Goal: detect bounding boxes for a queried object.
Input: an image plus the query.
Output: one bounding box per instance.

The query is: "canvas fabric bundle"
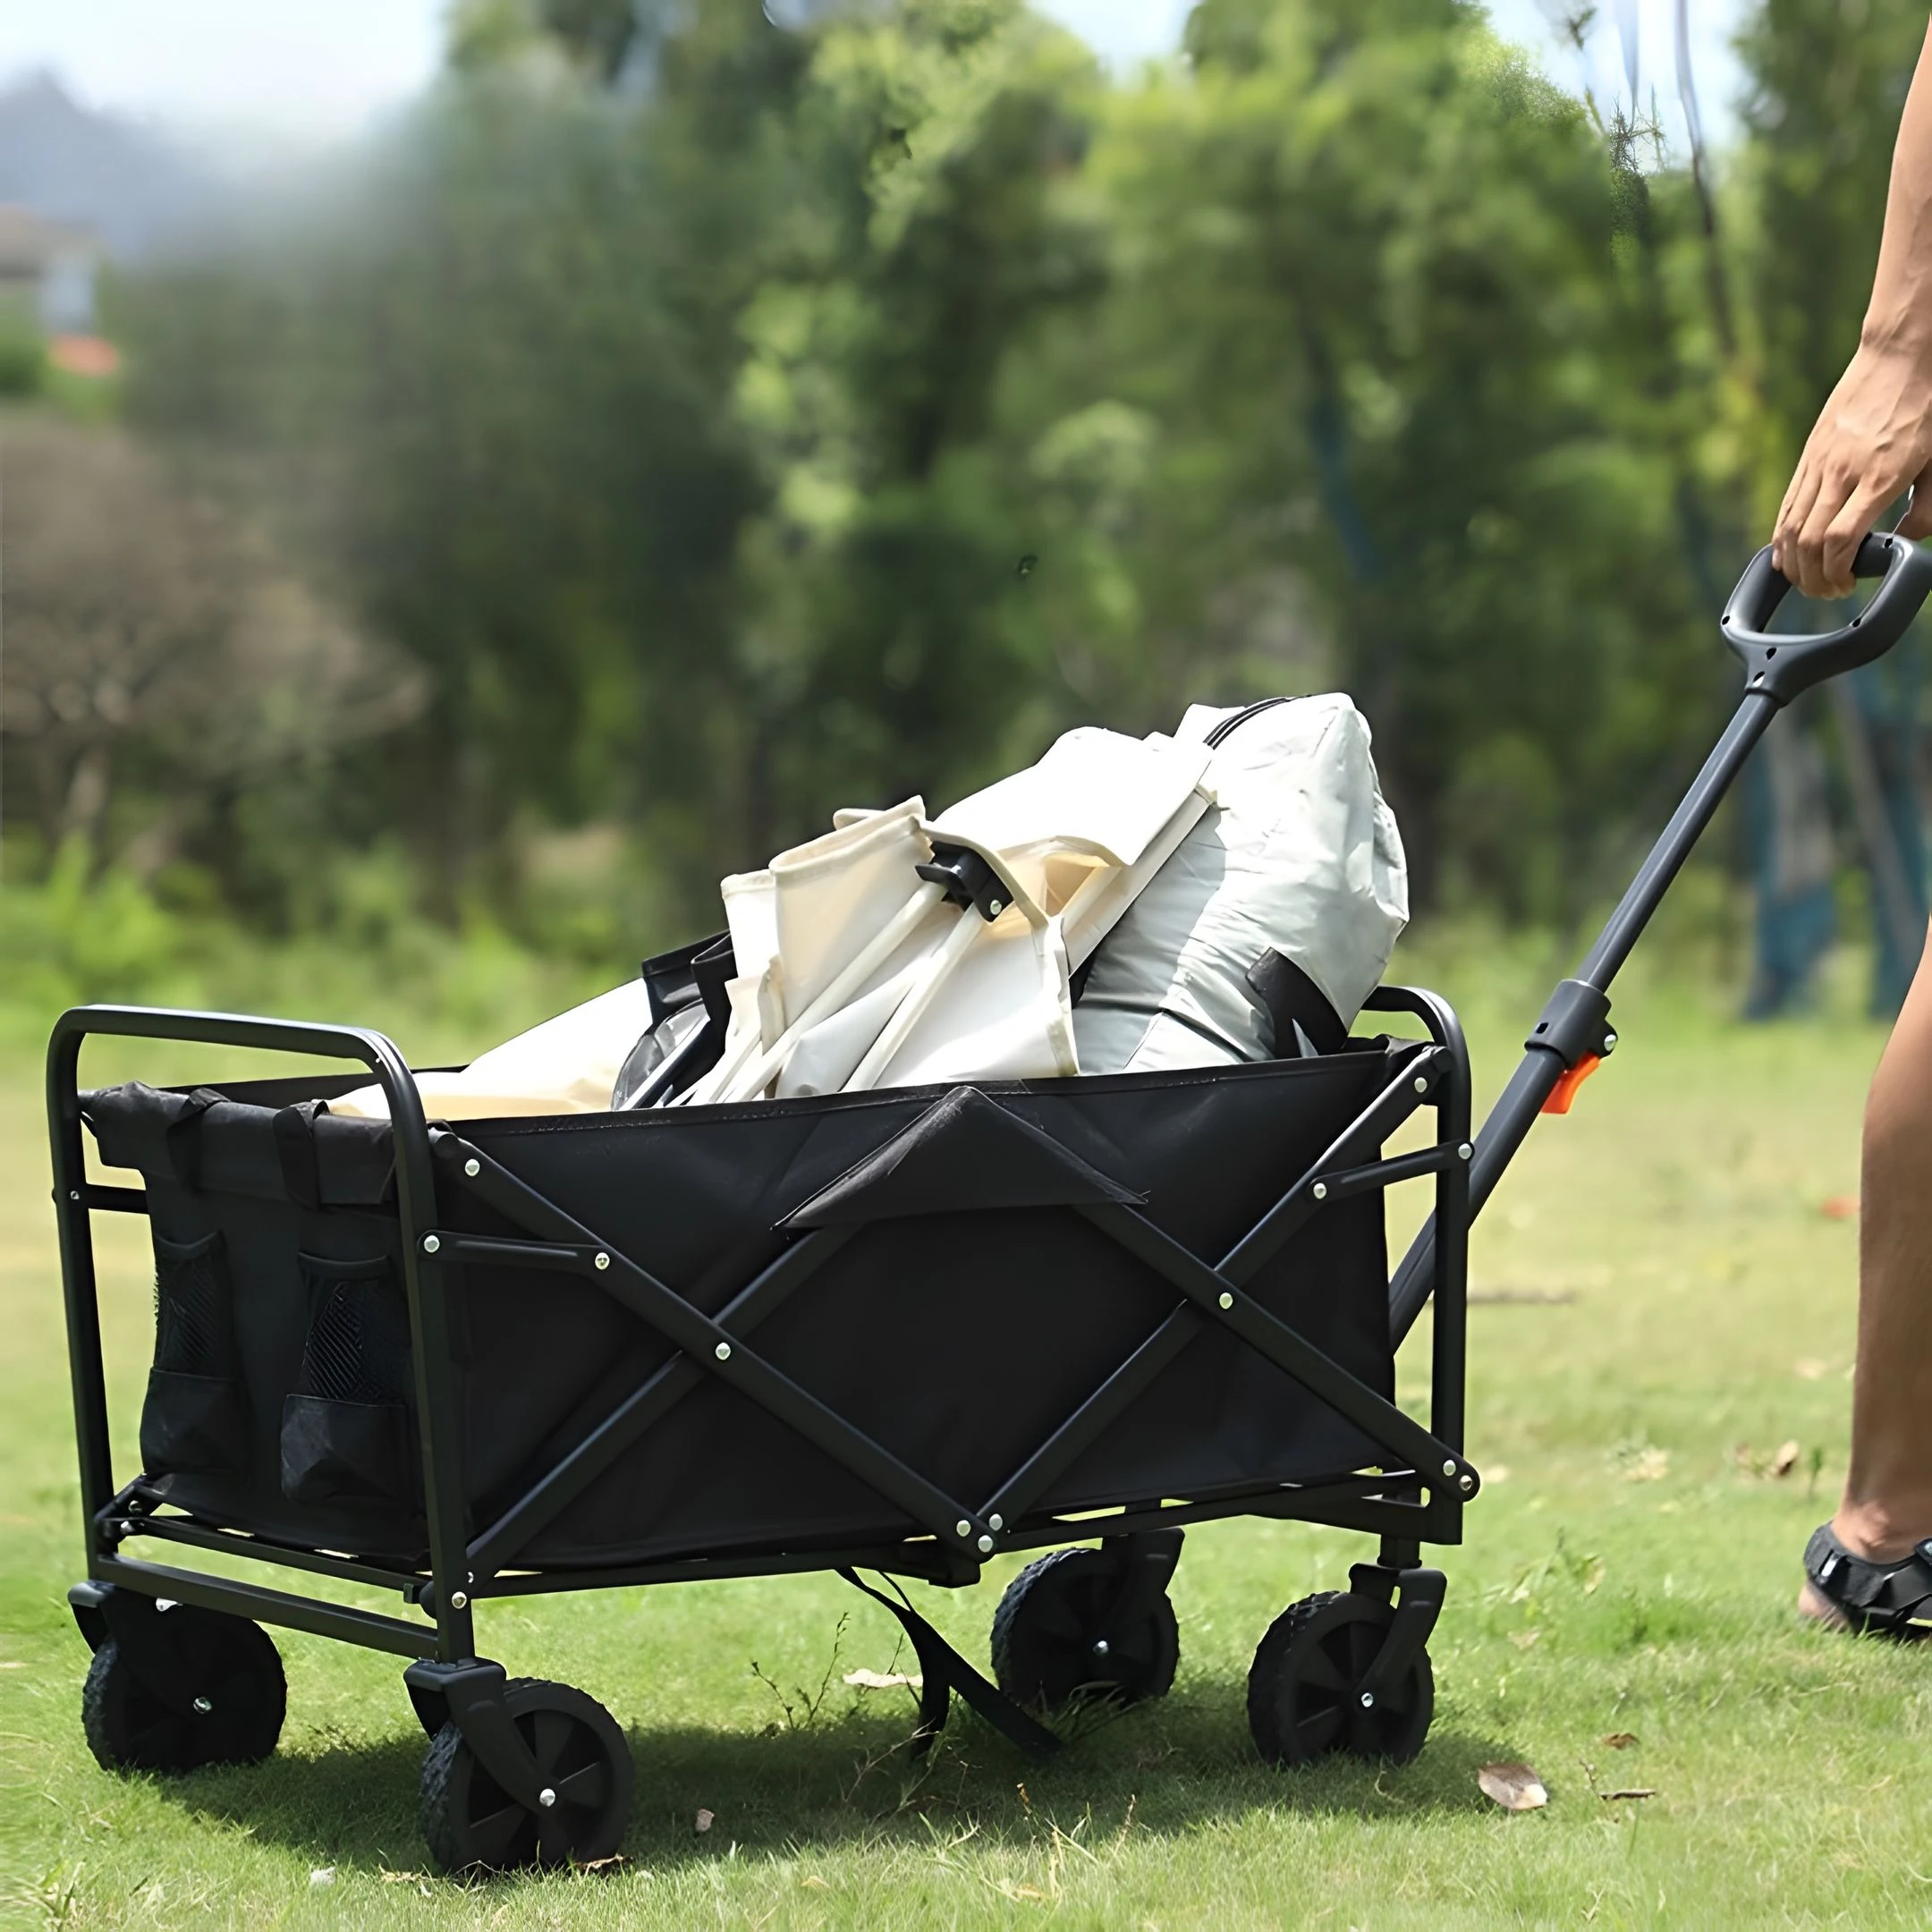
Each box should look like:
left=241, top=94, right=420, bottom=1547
left=681, top=725, right=1214, bottom=1105
left=329, top=695, right=1406, bottom=1121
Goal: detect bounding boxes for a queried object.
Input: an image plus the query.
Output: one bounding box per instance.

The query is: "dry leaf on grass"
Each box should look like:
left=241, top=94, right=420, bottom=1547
left=694, top=1808, right=715, bottom=1835
left=1794, top=1358, right=1827, bottom=1380
left=1603, top=1732, right=1638, bottom=1750
left=1622, top=1447, right=1669, bottom=1483
left=1602, top=1788, right=1657, bottom=1801
left=799, top=1875, right=830, bottom=1890
left=308, top=1869, right=335, bottom=1888
left=997, top=1884, right=1046, bottom=1901
left=1773, top=1439, right=1801, bottom=1478
left=1507, top=1628, right=1541, bottom=1651
left=1478, top=1762, right=1548, bottom=1811
left=844, top=1668, right=922, bottom=1690
left=1821, top=1196, right=1858, bottom=1221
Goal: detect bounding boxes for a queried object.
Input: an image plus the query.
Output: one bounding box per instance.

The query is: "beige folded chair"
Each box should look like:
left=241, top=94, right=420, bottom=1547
left=681, top=727, right=1212, bottom=1106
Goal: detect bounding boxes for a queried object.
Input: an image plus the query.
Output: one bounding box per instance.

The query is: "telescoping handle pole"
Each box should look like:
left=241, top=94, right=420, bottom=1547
left=1388, top=532, right=1932, bottom=1344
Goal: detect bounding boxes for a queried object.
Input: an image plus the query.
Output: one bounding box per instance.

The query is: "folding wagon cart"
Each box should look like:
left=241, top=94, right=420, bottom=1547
left=46, top=540, right=1932, bottom=1874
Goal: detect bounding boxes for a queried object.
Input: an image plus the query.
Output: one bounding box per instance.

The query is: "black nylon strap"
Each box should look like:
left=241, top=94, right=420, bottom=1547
left=273, top=1100, right=330, bottom=1212
left=1246, top=950, right=1348, bottom=1057
left=838, top=1570, right=1060, bottom=1761
left=164, top=1088, right=224, bottom=1189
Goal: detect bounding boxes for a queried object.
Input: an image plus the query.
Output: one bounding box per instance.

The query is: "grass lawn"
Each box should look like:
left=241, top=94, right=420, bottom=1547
left=4, top=945, right=1930, bottom=1928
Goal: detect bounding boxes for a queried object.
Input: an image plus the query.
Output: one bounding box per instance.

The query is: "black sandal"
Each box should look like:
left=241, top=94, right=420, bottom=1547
left=1803, top=1524, right=1932, bottom=1638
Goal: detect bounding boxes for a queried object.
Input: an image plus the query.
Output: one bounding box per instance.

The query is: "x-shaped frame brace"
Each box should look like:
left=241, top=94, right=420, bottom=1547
left=421, top=1036, right=1477, bottom=1602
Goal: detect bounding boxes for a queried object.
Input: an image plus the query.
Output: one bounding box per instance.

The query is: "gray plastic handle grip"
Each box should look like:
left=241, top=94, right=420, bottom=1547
left=1721, top=533, right=1932, bottom=706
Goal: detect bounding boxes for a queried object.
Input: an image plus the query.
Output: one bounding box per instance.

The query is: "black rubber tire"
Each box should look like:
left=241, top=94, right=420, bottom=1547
left=990, top=1547, right=1179, bottom=1711
left=80, top=1608, right=286, bottom=1775
left=419, top=1677, right=632, bottom=1876
left=1247, top=1589, right=1433, bottom=1768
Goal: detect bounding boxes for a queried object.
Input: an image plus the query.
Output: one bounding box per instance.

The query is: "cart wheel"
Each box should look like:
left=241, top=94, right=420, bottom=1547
left=81, top=1606, right=286, bottom=1775
left=1247, top=1589, right=1433, bottom=1767
left=419, top=1677, right=632, bottom=1876
left=990, top=1547, right=1180, bottom=1711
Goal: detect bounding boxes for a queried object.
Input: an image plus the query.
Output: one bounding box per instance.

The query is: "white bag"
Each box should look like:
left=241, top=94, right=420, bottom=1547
left=1072, top=695, right=1408, bottom=1073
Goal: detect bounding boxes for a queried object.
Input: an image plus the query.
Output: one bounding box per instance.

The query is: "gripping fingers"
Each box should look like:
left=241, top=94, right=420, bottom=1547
left=1818, top=481, right=1896, bottom=595
left=1790, top=472, right=1859, bottom=597
left=1773, top=453, right=1826, bottom=581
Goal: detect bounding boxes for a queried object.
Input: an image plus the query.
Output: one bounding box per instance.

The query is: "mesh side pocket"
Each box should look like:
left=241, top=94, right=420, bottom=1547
left=140, top=1231, right=250, bottom=1475
left=281, top=1253, right=417, bottom=1508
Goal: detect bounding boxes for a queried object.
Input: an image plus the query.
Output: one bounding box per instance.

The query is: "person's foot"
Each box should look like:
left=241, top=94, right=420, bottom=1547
left=1792, top=1514, right=1932, bottom=1638
left=1797, top=1575, right=1851, bottom=1627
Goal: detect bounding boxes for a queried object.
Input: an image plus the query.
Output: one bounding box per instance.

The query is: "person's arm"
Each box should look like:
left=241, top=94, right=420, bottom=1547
left=1774, top=18, right=1932, bottom=597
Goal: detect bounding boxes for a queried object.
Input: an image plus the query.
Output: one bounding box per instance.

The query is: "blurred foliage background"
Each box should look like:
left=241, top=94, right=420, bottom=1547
left=1, top=0, right=1922, bottom=1023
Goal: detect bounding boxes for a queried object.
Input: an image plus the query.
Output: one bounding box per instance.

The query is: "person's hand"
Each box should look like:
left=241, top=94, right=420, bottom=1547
left=1773, top=337, right=1932, bottom=597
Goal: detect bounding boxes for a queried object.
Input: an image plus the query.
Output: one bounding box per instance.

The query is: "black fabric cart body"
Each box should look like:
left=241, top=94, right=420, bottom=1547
left=47, top=536, right=1932, bottom=1873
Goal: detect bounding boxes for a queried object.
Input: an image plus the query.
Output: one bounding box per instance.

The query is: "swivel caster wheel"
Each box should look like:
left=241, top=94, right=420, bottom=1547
left=81, top=1602, right=285, bottom=1774
left=1247, top=1589, right=1433, bottom=1767
left=420, top=1677, right=632, bottom=1874
left=991, top=1541, right=1180, bottom=1711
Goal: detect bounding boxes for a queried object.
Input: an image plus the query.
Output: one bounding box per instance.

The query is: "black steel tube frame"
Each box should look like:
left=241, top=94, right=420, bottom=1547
left=1386, top=689, right=1779, bottom=1343
left=46, top=983, right=1478, bottom=1674
left=47, top=1006, right=475, bottom=1664
left=1386, top=534, right=1932, bottom=1344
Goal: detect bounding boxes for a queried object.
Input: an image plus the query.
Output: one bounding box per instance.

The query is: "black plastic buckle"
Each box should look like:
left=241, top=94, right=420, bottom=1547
left=915, top=844, right=1012, bottom=922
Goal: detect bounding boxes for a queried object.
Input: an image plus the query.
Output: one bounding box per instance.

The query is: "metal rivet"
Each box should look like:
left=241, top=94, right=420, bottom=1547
left=1459, top=1474, right=1475, bottom=1494
left=1359, top=1690, right=1375, bottom=1709
left=595, top=1251, right=610, bottom=1271
left=715, top=1342, right=731, bottom=1361
left=1312, top=1182, right=1327, bottom=1201
left=463, top=1157, right=479, bottom=1177
left=193, top=1696, right=213, bottom=1714
left=422, top=1233, right=440, bottom=1255
left=988, top=1513, right=1004, bottom=1531
left=987, top=899, right=1004, bottom=916
left=69, top=1190, right=80, bottom=1202
left=450, top=1589, right=468, bottom=1610
left=1093, top=1639, right=1110, bottom=1657
left=1442, top=1460, right=1456, bottom=1478
left=538, top=1787, right=557, bottom=1809
left=1604, top=1032, right=1618, bottom=1051
left=955, top=1519, right=971, bottom=1538
left=1459, top=1143, right=1472, bottom=1161
left=977, top=1534, right=994, bottom=1554
left=1218, top=1292, right=1233, bottom=1310
left=1413, top=1076, right=1428, bottom=1093
left=156, top=1599, right=177, bottom=1613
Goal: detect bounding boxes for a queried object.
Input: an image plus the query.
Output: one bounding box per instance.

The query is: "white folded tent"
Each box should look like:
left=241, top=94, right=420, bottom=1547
left=1074, top=695, right=1409, bottom=1072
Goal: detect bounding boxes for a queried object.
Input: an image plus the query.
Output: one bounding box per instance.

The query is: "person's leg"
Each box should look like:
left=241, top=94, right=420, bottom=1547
left=1801, top=920, right=1932, bottom=1623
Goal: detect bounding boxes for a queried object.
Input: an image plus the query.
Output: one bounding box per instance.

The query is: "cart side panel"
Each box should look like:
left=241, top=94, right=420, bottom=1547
left=82, top=1047, right=1406, bottom=1570
left=467, top=1053, right=1397, bottom=1564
